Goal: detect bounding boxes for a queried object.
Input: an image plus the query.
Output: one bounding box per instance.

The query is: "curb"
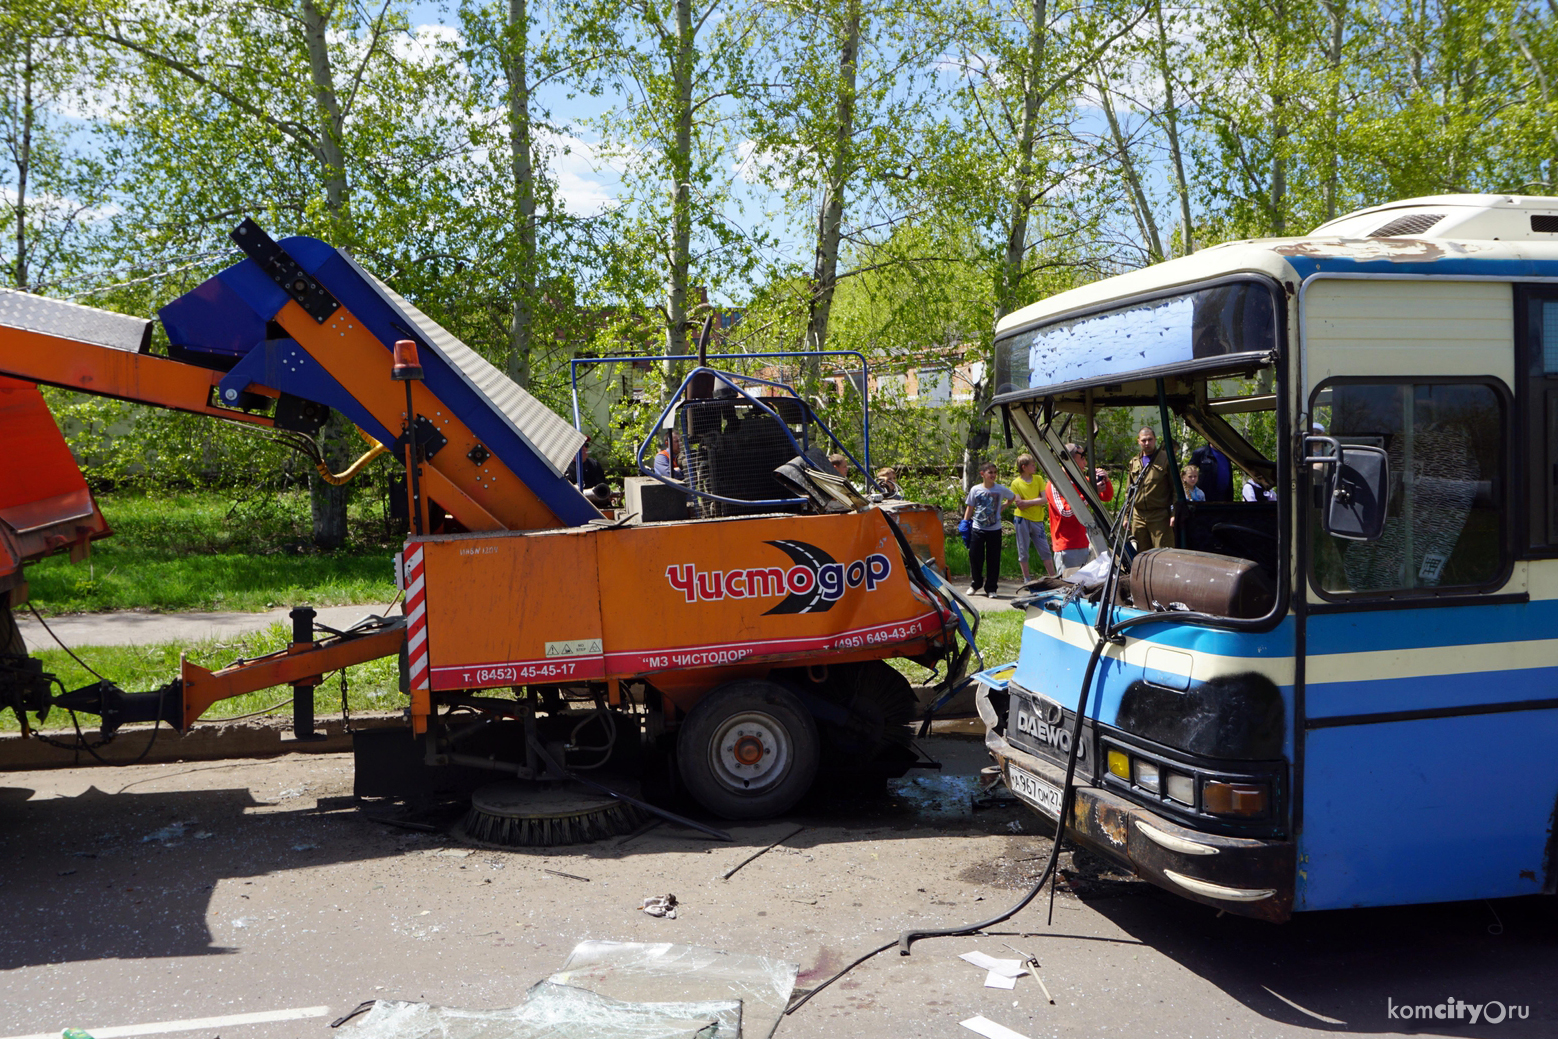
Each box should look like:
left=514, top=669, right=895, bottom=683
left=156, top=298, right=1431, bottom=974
left=0, top=712, right=405, bottom=772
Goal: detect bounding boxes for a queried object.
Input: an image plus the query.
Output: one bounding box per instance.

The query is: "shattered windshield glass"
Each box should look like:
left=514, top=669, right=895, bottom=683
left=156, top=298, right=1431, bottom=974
left=995, top=281, right=1278, bottom=398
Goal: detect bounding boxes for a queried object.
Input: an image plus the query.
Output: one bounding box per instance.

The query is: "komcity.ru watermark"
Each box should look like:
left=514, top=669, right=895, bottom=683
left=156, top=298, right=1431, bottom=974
left=1387, top=997, right=1530, bottom=1023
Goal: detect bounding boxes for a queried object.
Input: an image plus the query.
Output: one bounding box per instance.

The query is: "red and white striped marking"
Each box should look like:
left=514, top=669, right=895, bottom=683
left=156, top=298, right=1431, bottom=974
left=403, top=544, right=429, bottom=691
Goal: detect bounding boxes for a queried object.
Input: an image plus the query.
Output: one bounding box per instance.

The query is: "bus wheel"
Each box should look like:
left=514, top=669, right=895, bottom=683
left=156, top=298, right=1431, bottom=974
left=677, top=680, right=819, bottom=820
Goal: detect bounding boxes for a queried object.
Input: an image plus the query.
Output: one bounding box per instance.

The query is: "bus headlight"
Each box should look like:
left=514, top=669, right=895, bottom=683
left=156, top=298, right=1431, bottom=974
left=1203, top=781, right=1268, bottom=817
left=1132, top=759, right=1161, bottom=793
left=1165, top=772, right=1195, bottom=805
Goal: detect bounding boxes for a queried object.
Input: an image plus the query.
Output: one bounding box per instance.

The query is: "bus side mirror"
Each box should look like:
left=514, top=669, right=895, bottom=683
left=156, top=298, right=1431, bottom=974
left=1321, top=444, right=1390, bottom=541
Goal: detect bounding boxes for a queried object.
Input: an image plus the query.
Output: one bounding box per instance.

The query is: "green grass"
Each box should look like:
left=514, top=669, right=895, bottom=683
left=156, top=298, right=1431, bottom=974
left=7, top=623, right=405, bottom=732
left=25, top=490, right=398, bottom=615
left=890, top=604, right=1026, bottom=685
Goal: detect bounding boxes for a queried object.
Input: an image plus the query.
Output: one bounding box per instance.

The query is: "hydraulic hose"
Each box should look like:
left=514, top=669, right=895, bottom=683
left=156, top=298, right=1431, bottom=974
left=893, top=453, right=1148, bottom=955
left=316, top=430, right=389, bottom=486
left=786, top=630, right=1109, bottom=1016
left=787, top=457, right=1158, bottom=1016
left=787, top=454, right=1157, bottom=1015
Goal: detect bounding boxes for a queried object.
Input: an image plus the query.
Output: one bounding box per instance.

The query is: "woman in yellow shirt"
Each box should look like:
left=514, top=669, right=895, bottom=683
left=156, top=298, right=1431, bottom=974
left=1009, top=454, right=1052, bottom=583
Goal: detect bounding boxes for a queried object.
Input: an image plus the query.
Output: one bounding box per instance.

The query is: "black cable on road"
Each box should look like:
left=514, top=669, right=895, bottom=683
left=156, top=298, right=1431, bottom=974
left=787, top=459, right=1154, bottom=1017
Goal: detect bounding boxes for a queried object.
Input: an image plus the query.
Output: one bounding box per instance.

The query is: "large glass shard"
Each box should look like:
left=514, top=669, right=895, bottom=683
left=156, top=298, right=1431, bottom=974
left=340, top=941, right=798, bottom=1039
left=344, top=982, right=738, bottom=1039
left=551, top=941, right=798, bottom=1039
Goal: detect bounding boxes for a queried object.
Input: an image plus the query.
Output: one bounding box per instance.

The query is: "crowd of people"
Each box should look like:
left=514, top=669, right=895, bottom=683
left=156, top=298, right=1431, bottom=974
left=955, top=427, right=1250, bottom=597
left=576, top=423, right=1251, bottom=597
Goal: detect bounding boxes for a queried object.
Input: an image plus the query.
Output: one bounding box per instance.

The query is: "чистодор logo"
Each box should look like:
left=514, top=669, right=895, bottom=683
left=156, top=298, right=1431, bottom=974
left=665, top=540, right=892, bottom=615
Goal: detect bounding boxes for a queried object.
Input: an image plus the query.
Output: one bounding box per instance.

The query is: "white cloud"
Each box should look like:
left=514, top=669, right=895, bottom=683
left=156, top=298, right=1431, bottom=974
left=732, top=139, right=804, bottom=190
left=541, top=130, right=623, bottom=216
left=394, top=21, right=466, bottom=65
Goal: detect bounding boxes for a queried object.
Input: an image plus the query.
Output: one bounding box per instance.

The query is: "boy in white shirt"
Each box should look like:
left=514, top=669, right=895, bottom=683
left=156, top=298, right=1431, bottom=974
left=962, top=461, right=1017, bottom=597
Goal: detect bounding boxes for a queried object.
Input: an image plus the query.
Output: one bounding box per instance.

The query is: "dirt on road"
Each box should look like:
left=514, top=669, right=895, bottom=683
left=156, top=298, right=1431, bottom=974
left=2, top=736, right=1555, bottom=1039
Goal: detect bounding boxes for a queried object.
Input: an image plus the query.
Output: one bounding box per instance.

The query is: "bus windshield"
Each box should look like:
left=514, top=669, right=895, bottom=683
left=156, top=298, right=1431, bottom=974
left=994, top=280, right=1280, bottom=400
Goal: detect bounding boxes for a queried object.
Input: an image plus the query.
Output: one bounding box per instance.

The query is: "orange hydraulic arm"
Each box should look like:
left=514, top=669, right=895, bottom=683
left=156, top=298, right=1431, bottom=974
left=0, top=290, right=277, bottom=590
left=0, top=292, right=276, bottom=427
left=45, top=616, right=407, bottom=734
left=179, top=618, right=406, bottom=731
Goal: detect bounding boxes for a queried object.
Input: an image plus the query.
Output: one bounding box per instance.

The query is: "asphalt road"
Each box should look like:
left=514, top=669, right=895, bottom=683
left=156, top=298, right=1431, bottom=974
left=2, top=737, right=1555, bottom=1039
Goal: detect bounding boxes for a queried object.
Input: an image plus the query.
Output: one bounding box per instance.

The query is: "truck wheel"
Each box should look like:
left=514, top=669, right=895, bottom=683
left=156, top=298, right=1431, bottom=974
left=677, top=680, right=819, bottom=820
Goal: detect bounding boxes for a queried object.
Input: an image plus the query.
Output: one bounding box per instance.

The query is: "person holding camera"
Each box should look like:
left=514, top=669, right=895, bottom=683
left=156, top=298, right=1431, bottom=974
left=1046, top=442, right=1114, bottom=572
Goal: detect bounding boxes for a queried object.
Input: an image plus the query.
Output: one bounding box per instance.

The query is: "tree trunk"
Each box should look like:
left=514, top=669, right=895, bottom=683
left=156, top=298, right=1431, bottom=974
left=1267, top=0, right=1288, bottom=235
left=966, top=0, right=1046, bottom=489
left=662, top=0, right=695, bottom=394
left=1321, top=0, right=1344, bottom=220
left=1152, top=1, right=1192, bottom=254
left=12, top=37, right=33, bottom=290
left=299, top=0, right=355, bottom=547
left=505, top=0, right=535, bottom=389
left=804, top=0, right=860, bottom=359
left=1098, top=75, right=1162, bottom=263
left=299, top=0, right=351, bottom=245
left=1270, top=119, right=1287, bottom=235
left=310, top=410, right=355, bottom=550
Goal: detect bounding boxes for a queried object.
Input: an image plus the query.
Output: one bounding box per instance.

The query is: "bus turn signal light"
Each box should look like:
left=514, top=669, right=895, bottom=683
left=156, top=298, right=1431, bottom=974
left=1107, top=749, right=1130, bottom=780
left=1203, top=781, right=1267, bottom=817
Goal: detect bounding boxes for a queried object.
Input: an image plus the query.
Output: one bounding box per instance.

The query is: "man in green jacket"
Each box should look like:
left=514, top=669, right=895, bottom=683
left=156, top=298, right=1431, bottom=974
left=1127, top=427, right=1173, bottom=551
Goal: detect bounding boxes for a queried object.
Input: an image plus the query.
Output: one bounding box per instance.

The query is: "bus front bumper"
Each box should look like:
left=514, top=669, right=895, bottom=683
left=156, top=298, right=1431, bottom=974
left=980, top=705, right=1295, bottom=922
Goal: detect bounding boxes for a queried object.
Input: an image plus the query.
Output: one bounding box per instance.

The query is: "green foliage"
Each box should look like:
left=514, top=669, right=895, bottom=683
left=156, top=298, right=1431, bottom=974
left=26, top=491, right=398, bottom=614
left=4, top=0, right=1554, bottom=548
left=1170, top=0, right=1558, bottom=241
left=0, top=0, right=117, bottom=291
left=43, top=388, right=302, bottom=489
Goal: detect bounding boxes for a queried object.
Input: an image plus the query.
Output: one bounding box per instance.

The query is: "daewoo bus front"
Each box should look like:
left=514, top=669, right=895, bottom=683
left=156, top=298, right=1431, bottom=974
left=980, top=195, right=1558, bottom=921
left=978, top=265, right=1297, bottom=920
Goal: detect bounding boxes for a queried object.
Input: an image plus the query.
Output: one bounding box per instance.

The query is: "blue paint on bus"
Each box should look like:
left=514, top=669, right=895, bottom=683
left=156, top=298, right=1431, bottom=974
left=1298, top=710, right=1558, bottom=910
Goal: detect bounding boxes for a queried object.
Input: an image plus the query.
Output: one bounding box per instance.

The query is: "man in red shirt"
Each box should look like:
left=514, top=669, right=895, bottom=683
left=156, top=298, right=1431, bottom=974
left=1046, top=442, right=1114, bottom=572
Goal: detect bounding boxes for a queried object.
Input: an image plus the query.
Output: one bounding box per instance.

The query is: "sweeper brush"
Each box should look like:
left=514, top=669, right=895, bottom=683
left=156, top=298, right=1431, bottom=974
left=458, top=781, right=651, bottom=847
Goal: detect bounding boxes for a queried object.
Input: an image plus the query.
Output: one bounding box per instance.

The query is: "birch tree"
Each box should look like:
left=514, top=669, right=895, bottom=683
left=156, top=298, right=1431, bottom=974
left=593, top=0, right=766, bottom=386
left=84, top=0, right=468, bottom=548
left=0, top=0, right=110, bottom=292
left=456, top=0, right=612, bottom=389
left=940, top=0, right=1143, bottom=486
left=739, top=0, right=949, bottom=366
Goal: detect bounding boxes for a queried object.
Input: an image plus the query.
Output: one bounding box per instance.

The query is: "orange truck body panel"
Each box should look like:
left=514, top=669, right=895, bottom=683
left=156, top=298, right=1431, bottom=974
left=0, top=375, right=111, bottom=586
left=407, top=505, right=949, bottom=715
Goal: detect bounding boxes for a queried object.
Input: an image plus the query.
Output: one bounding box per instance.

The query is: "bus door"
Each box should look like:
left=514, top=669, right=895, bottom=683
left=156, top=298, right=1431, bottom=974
left=1296, top=275, right=1558, bottom=909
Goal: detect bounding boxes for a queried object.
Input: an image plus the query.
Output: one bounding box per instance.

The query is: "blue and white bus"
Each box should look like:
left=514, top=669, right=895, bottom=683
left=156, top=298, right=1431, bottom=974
left=979, top=195, right=1558, bottom=920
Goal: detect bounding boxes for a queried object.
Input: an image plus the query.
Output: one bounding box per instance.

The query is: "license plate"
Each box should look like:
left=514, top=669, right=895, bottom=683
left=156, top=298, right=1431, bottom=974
left=1007, top=764, right=1063, bottom=819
